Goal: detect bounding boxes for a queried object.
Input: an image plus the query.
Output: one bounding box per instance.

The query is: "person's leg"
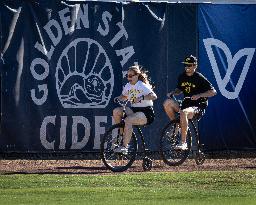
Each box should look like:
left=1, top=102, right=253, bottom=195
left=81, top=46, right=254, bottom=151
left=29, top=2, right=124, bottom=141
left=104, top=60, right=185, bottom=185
left=163, top=99, right=180, bottom=120
left=113, top=107, right=134, bottom=123
left=123, top=112, right=147, bottom=147
left=113, top=107, right=123, bottom=124
left=113, top=107, right=134, bottom=140
left=113, top=107, right=136, bottom=153
left=179, top=107, right=196, bottom=144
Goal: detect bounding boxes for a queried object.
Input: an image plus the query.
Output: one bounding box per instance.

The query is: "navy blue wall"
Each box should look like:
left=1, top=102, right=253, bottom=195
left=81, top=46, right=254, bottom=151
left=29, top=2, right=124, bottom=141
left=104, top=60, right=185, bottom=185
left=198, top=4, right=256, bottom=150
left=1, top=1, right=255, bottom=153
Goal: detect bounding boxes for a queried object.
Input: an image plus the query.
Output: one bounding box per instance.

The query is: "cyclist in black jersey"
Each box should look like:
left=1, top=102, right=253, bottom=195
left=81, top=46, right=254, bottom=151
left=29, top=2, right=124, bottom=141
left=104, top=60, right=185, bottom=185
left=163, top=55, right=217, bottom=150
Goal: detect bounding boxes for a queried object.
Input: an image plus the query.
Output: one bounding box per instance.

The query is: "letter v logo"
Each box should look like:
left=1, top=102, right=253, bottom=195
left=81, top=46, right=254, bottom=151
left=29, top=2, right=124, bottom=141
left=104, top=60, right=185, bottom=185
left=203, top=38, right=255, bottom=99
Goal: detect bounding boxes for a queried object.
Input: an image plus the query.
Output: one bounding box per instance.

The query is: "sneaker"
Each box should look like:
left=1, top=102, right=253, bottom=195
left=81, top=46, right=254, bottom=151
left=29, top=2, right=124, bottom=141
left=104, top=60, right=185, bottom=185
left=114, top=146, right=128, bottom=155
left=175, top=143, right=188, bottom=150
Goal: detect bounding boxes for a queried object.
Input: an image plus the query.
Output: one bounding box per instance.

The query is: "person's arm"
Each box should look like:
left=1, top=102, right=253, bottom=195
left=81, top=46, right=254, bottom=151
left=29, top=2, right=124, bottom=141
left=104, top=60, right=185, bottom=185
left=191, top=89, right=217, bottom=100
left=191, top=73, right=217, bottom=101
left=167, top=88, right=182, bottom=98
left=133, top=92, right=157, bottom=103
left=133, top=82, right=157, bottom=103
left=114, top=94, right=128, bottom=102
left=142, top=92, right=157, bottom=101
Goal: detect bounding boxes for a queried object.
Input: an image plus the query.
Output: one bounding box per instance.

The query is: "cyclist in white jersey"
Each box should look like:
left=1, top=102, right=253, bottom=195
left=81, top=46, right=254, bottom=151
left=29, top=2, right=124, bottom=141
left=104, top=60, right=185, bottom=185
left=113, top=65, right=157, bottom=154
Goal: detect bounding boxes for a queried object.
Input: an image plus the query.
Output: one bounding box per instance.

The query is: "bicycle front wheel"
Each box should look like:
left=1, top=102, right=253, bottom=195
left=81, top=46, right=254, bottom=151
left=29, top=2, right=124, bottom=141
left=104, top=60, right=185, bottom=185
left=100, top=123, right=138, bottom=172
left=160, top=120, right=191, bottom=166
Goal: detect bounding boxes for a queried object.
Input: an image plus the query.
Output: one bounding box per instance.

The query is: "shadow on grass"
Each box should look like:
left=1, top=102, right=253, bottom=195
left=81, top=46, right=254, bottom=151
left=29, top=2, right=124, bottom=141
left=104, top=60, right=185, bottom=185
left=0, top=165, right=110, bottom=175
left=244, top=166, right=256, bottom=169
left=0, top=165, right=149, bottom=175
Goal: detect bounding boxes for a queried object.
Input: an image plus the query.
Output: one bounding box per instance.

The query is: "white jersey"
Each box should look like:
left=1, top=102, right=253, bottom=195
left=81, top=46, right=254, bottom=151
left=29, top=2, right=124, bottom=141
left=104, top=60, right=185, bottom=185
left=122, top=80, right=155, bottom=107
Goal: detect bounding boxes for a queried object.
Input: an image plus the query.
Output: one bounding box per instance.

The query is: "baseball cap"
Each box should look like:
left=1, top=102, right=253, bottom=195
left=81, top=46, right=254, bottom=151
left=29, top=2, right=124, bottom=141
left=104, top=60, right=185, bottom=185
left=181, top=55, right=197, bottom=65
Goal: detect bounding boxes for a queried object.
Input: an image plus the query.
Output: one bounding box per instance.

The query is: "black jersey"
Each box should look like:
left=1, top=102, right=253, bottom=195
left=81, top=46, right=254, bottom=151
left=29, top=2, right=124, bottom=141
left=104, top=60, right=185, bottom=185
left=177, top=71, right=214, bottom=109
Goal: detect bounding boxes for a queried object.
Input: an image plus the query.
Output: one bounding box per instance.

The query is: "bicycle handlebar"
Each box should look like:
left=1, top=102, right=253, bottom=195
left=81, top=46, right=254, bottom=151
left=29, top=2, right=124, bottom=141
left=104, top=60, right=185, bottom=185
left=167, top=93, right=191, bottom=101
left=114, top=97, right=129, bottom=107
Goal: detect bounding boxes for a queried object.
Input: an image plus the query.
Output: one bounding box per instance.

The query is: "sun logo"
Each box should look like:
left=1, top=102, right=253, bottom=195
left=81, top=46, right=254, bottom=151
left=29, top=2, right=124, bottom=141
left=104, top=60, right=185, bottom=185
left=56, top=38, right=114, bottom=108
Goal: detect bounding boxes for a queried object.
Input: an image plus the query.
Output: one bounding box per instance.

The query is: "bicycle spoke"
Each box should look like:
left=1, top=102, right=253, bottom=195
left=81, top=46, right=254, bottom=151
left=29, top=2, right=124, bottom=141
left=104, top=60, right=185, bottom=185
left=160, top=121, right=191, bottom=166
left=100, top=124, right=137, bottom=172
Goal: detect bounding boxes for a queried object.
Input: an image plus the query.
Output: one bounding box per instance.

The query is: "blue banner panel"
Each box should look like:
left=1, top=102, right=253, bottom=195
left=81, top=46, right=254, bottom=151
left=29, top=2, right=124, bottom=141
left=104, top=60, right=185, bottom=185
left=0, top=1, right=197, bottom=152
left=198, top=4, right=256, bottom=150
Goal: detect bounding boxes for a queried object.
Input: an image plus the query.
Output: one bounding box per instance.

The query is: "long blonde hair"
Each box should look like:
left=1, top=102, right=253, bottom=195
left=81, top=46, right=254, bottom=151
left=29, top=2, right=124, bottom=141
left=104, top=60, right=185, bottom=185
left=128, top=65, right=152, bottom=87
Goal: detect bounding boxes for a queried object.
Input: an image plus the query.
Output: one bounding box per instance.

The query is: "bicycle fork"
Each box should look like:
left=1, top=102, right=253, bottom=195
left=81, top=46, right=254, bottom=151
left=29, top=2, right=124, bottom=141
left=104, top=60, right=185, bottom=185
left=136, top=126, right=153, bottom=171
left=136, top=127, right=150, bottom=157
left=189, top=120, right=205, bottom=165
left=189, top=120, right=199, bottom=152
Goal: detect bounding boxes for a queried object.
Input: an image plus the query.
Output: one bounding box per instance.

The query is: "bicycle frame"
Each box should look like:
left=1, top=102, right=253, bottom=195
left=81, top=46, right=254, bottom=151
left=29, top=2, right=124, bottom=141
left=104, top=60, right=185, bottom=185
left=101, top=98, right=153, bottom=171
left=135, top=126, right=150, bottom=157
left=164, top=94, right=205, bottom=165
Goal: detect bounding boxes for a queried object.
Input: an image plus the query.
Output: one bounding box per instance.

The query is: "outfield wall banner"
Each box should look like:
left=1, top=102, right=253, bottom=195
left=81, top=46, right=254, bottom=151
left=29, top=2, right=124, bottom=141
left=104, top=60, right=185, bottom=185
left=198, top=4, right=256, bottom=150
left=0, top=1, right=197, bottom=152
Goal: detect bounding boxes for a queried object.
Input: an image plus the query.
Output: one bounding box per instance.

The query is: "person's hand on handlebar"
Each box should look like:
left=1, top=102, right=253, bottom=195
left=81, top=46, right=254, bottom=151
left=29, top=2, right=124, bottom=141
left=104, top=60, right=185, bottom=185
left=167, top=91, right=175, bottom=98
left=114, top=97, right=121, bottom=103
left=114, top=95, right=128, bottom=103
left=167, top=89, right=182, bottom=98
left=191, top=94, right=201, bottom=101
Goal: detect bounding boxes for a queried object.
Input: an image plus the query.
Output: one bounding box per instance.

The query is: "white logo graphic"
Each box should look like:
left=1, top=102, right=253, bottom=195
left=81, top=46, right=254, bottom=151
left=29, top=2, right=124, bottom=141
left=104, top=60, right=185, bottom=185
left=56, top=38, right=114, bottom=108
left=203, top=38, right=255, bottom=99
left=29, top=4, right=136, bottom=150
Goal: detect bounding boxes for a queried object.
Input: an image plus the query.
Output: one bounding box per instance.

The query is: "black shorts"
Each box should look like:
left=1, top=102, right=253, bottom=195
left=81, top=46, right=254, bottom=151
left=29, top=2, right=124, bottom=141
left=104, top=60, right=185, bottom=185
left=129, top=106, right=155, bottom=125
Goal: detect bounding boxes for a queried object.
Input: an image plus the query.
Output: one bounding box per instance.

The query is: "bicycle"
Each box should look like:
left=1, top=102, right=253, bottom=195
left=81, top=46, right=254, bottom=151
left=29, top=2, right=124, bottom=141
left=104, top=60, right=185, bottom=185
left=160, top=95, right=206, bottom=166
left=100, top=99, right=153, bottom=172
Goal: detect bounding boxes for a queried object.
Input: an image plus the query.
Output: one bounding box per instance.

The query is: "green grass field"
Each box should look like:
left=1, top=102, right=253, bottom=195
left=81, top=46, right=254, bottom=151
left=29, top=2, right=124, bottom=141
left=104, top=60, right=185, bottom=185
left=0, top=170, right=256, bottom=205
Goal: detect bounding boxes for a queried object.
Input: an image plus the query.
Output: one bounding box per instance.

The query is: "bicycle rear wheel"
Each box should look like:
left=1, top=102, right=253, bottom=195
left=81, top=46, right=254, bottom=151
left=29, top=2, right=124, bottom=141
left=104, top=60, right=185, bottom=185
left=160, top=120, right=191, bottom=166
left=100, top=123, right=138, bottom=172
